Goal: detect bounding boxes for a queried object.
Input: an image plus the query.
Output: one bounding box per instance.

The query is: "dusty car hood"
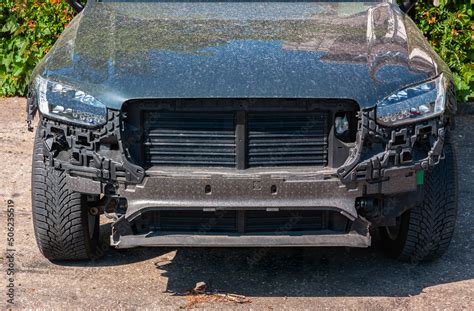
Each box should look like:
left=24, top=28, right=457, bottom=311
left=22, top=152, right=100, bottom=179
left=34, top=2, right=448, bottom=110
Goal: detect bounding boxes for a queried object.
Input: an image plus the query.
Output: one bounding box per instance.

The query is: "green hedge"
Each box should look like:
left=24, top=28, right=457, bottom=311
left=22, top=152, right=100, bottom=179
left=413, top=0, right=473, bottom=102
left=0, top=0, right=74, bottom=96
left=1, top=0, right=473, bottom=101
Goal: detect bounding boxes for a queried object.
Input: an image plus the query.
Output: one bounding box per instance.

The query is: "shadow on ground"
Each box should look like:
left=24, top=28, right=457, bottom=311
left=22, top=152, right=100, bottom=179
left=56, top=116, right=474, bottom=298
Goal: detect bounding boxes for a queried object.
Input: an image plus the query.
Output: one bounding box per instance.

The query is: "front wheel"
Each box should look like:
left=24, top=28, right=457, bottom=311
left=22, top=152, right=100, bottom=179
left=31, top=128, right=100, bottom=261
left=379, top=137, right=458, bottom=262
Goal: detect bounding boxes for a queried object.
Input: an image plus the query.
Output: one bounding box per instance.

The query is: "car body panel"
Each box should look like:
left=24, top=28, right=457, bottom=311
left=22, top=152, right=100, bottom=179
left=32, top=1, right=450, bottom=110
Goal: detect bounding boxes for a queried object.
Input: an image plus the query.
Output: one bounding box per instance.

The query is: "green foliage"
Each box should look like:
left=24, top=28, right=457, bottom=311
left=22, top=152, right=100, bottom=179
left=413, top=0, right=474, bottom=102
left=0, top=0, right=473, bottom=102
left=0, top=0, right=74, bottom=96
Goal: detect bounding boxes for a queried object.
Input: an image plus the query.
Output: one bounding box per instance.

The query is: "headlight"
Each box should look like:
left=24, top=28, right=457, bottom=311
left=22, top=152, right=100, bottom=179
left=376, top=74, right=447, bottom=127
left=36, top=76, right=107, bottom=126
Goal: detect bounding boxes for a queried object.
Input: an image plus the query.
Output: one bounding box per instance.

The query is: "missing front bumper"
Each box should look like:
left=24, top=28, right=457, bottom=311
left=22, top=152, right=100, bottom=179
left=35, top=106, right=446, bottom=248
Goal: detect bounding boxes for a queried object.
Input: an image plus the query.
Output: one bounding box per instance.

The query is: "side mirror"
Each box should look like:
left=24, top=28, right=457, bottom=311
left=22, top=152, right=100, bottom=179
left=399, top=0, right=418, bottom=13
left=66, top=0, right=84, bottom=13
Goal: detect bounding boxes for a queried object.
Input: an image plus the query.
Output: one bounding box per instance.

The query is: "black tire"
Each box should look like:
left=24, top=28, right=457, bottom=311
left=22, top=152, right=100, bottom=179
left=31, top=127, right=100, bottom=261
left=380, top=137, right=458, bottom=262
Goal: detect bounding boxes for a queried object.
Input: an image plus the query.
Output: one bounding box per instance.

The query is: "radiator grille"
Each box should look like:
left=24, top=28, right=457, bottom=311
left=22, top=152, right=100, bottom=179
left=157, top=211, right=237, bottom=233
left=248, top=113, right=328, bottom=167
left=141, top=110, right=329, bottom=168
left=244, top=210, right=324, bottom=233
left=144, top=112, right=236, bottom=167
left=134, top=210, right=348, bottom=234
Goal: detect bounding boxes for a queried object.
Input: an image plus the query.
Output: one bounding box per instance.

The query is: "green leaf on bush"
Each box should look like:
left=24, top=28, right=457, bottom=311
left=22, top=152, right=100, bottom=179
left=0, top=0, right=74, bottom=96
left=414, top=1, right=474, bottom=102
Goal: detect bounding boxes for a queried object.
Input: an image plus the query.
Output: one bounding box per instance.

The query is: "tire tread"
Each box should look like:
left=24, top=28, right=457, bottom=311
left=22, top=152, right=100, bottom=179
left=397, top=138, right=458, bottom=262
left=31, top=128, right=95, bottom=261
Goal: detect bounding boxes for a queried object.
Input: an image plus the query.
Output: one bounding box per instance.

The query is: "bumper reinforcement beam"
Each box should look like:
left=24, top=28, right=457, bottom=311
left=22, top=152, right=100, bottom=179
left=110, top=214, right=371, bottom=248
left=111, top=231, right=371, bottom=248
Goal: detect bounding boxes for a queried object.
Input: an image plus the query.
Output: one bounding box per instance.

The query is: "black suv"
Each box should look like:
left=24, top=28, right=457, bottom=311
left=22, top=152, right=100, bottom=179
left=27, top=0, right=457, bottom=262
